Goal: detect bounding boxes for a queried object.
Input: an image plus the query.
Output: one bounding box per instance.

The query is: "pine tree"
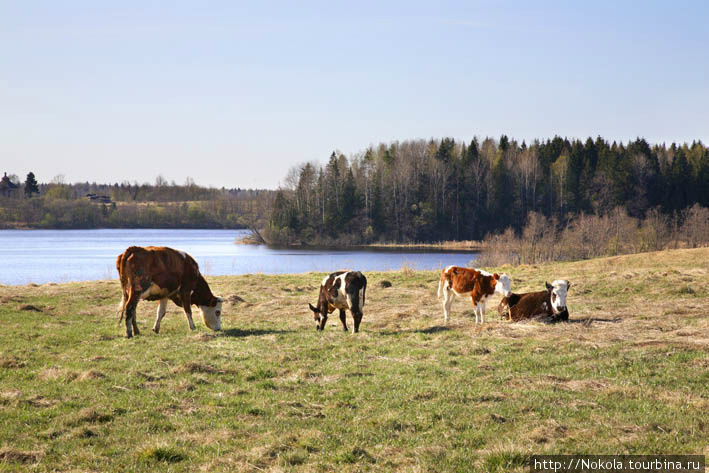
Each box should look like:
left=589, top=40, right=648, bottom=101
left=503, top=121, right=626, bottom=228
left=24, top=172, right=39, bottom=198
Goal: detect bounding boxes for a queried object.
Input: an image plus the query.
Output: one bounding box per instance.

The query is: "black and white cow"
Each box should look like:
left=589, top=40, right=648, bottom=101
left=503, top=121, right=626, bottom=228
left=308, top=271, right=367, bottom=332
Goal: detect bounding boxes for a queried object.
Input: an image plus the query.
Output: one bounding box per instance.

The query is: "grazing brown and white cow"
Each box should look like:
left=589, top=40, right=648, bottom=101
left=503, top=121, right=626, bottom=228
left=308, top=271, right=367, bottom=332
left=498, top=280, right=571, bottom=323
left=437, top=266, right=511, bottom=324
left=116, top=246, right=223, bottom=338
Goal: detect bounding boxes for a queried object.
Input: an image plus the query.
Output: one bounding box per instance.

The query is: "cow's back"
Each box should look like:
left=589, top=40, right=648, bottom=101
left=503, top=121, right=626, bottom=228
left=508, top=290, right=550, bottom=321
left=117, top=246, right=199, bottom=288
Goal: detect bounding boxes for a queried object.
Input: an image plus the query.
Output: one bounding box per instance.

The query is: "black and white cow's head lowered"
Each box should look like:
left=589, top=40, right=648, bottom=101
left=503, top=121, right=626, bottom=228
left=308, top=270, right=367, bottom=332
left=545, top=279, right=571, bottom=314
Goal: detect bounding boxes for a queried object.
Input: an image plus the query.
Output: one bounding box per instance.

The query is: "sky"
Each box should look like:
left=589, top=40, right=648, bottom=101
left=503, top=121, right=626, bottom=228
left=1, top=1, right=708, bottom=189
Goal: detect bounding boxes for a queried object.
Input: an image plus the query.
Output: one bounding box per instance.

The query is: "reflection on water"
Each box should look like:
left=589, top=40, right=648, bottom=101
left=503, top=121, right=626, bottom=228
left=0, top=229, right=477, bottom=285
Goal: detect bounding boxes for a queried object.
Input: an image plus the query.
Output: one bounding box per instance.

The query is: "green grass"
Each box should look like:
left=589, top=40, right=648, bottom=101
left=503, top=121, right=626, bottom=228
left=1, top=248, right=708, bottom=472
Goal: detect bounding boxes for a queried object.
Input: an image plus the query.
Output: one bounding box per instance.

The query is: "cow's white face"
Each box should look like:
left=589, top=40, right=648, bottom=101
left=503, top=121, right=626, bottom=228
left=547, top=280, right=570, bottom=314
left=495, top=273, right=512, bottom=297
left=199, top=297, right=223, bottom=331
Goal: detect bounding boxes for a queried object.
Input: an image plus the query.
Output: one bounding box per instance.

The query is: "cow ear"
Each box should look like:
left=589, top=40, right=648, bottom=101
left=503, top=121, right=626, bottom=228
left=545, top=281, right=552, bottom=290
left=566, top=280, right=571, bottom=289
left=308, top=303, right=319, bottom=313
left=493, top=273, right=499, bottom=279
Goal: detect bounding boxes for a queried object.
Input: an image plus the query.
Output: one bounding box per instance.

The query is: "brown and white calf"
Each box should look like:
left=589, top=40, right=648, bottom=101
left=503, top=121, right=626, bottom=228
left=498, top=280, right=571, bottom=323
left=309, top=271, right=367, bottom=332
left=116, top=246, right=223, bottom=338
left=437, top=266, right=511, bottom=324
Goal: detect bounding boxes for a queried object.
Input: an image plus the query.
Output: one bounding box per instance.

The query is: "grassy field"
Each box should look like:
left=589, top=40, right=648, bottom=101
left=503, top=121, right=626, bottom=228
left=1, top=248, right=708, bottom=472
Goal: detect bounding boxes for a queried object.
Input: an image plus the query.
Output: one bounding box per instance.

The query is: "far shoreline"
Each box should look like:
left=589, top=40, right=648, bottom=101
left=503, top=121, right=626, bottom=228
left=235, top=233, right=483, bottom=252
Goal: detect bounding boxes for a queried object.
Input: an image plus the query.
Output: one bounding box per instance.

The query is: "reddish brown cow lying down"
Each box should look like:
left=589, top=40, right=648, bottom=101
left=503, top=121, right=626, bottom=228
left=116, top=246, right=223, bottom=338
left=498, top=280, right=570, bottom=323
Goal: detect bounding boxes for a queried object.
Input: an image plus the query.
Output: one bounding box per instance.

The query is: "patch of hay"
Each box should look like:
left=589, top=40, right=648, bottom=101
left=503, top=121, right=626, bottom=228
left=39, top=367, right=78, bottom=382
left=76, top=370, right=105, bottom=381
left=0, top=390, right=23, bottom=403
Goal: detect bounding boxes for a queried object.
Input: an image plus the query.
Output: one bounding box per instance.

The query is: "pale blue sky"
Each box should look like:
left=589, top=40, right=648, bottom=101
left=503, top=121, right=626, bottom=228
left=1, top=1, right=707, bottom=188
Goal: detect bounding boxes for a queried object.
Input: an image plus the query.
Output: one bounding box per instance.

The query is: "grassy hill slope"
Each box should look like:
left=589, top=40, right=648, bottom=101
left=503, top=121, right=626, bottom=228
left=1, top=248, right=708, bottom=472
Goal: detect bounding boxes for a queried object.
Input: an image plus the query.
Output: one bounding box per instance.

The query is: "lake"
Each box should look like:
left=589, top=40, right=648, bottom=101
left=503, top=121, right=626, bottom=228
left=0, top=229, right=477, bottom=286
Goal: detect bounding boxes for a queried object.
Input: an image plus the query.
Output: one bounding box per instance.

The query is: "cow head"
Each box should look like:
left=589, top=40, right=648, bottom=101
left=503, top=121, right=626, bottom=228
left=308, top=303, right=327, bottom=331
left=545, top=280, right=570, bottom=314
left=494, top=273, right=512, bottom=297
left=199, top=296, right=223, bottom=331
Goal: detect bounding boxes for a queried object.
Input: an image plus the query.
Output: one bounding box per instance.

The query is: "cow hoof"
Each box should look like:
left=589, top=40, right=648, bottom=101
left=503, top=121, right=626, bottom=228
left=152, top=327, right=159, bottom=334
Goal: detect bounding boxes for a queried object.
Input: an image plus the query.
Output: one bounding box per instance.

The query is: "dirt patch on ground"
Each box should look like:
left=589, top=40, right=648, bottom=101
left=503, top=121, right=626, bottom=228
left=174, top=362, right=225, bottom=375
left=0, top=447, right=43, bottom=464
left=563, top=379, right=612, bottom=392
left=530, top=420, right=569, bottom=444
left=225, top=294, right=245, bottom=304
left=68, top=408, right=114, bottom=426
left=0, top=356, right=26, bottom=369
left=23, top=395, right=57, bottom=408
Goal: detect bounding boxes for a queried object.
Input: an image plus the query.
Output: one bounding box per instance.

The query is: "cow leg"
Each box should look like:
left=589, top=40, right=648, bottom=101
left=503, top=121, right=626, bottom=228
left=153, top=298, right=168, bottom=333
left=353, top=310, right=363, bottom=333
left=442, top=289, right=455, bottom=323
left=125, top=297, right=139, bottom=338
left=132, top=314, right=140, bottom=335
left=480, top=302, right=486, bottom=324
left=180, top=289, right=196, bottom=331
left=473, top=301, right=480, bottom=324
left=339, top=309, right=348, bottom=332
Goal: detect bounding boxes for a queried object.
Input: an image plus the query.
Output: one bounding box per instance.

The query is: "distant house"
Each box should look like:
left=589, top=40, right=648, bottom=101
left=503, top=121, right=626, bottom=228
left=85, top=193, right=114, bottom=204
left=0, top=172, right=19, bottom=197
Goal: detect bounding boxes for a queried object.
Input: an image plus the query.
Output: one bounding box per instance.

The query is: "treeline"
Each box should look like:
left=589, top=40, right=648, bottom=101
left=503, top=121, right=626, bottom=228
left=0, top=175, right=274, bottom=229
left=266, top=136, right=709, bottom=245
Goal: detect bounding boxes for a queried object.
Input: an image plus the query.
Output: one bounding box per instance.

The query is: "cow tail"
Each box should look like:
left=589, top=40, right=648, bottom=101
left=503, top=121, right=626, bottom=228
left=116, top=252, right=129, bottom=325
left=361, top=283, right=366, bottom=308
left=117, top=285, right=130, bottom=325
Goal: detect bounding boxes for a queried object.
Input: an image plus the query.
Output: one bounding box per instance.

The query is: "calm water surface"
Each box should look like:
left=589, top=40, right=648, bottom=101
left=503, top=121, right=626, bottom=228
left=0, top=229, right=477, bottom=285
